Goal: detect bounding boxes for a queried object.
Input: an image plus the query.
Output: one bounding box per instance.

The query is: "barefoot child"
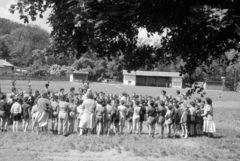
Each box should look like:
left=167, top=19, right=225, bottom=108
left=22, top=97, right=31, bottom=132
left=10, top=98, right=22, bottom=132
left=126, top=102, right=134, bottom=134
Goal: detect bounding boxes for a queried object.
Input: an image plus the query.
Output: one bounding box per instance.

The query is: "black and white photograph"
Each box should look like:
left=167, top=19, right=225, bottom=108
left=0, top=0, right=240, bottom=161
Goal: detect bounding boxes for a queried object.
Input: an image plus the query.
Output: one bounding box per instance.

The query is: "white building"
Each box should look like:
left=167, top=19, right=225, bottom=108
left=0, top=59, right=14, bottom=75
left=123, top=70, right=182, bottom=88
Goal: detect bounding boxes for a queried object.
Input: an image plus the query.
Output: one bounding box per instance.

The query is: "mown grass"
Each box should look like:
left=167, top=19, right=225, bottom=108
left=0, top=105, right=240, bottom=161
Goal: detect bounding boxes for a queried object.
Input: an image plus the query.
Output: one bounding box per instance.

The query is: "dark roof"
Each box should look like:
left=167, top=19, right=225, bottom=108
left=123, top=70, right=181, bottom=77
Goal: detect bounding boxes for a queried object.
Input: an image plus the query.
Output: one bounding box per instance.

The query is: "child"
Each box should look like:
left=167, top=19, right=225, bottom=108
left=180, top=101, right=189, bottom=139
left=22, top=97, right=31, bottom=132
left=77, top=99, right=84, bottom=133
left=195, top=105, right=203, bottom=136
left=157, top=100, right=167, bottom=139
left=31, top=102, right=38, bottom=133
left=139, top=100, right=146, bottom=134
left=165, top=105, right=173, bottom=138
left=189, top=101, right=196, bottom=136
left=133, top=100, right=141, bottom=134
left=95, top=98, right=105, bottom=136
left=51, top=95, right=59, bottom=134
left=68, top=98, right=77, bottom=134
left=173, top=103, right=182, bottom=137
left=126, top=102, right=134, bottom=134
left=147, top=100, right=157, bottom=138
left=111, top=103, right=120, bottom=135
left=118, top=100, right=127, bottom=134
left=10, top=98, right=22, bottom=132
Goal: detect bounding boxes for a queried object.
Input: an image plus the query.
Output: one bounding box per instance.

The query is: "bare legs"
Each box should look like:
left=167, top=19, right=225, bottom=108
left=22, top=119, right=29, bottom=132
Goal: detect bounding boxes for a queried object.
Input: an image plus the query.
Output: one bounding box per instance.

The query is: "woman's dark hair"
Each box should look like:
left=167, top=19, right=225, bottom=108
left=205, top=97, right=212, bottom=105
left=60, top=88, right=64, bottom=92
left=162, top=90, right=166, bottom=94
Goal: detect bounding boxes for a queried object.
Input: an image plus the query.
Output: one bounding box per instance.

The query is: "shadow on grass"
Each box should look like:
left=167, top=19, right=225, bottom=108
left=212, top=135, right=226, bottom=139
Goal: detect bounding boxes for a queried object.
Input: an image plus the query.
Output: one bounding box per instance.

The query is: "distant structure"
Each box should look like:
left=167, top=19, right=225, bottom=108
left=123, top=70, right=182, bottom=88
left=0, top=59, right=14, bottom=75
left=69, top=71, right=89, bottom=83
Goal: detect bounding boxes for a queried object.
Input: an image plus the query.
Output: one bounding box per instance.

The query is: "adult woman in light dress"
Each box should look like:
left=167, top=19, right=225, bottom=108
left=32, top=92, right=51, bottom=134
left=79, top=92, right=96, bottom=136
left=201, top=97, right=216, bottom=137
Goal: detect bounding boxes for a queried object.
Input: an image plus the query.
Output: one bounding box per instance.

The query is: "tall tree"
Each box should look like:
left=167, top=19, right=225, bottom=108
left=10, top=0, right=240, bottom=75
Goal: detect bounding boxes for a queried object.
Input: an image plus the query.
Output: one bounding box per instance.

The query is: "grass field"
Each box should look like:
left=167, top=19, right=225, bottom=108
left=0, top=80, right=240, bottom=161
left=1, top=80, right=240, bottom=101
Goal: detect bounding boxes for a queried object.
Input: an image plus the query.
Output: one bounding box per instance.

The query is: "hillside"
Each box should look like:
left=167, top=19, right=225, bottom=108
left=0, top=17, right=50, bottom=67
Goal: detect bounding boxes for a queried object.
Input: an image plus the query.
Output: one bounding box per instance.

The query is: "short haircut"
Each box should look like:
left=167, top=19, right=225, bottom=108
left=205, top=97, right=212, bottom=105
left=87, top=92, right=94, bottom=99
left=189, top=101, right=195, bottom=107
left=60, top=88, right=64, bottom=92
left=135, top=100, right=140, bottom=106
left=23, top=97, right=28, bottom=102
left=150, top=100, right=155, bottom=106
left=97, top=98, right=103, bottom=105
left=159, top=100, right=165, bottom=106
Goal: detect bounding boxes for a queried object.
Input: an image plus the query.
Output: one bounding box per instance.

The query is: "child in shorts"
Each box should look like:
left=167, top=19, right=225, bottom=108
left=10, top=98, right=22, bottom=132
left=22, top=97, right=31, bottom=132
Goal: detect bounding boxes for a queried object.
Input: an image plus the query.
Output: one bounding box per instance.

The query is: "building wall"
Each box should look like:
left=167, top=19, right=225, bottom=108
left=3, top=66, right=13, bottom=73
left=123, top=74, right=136, bottom=86
left=171, top=77, right=182, bottom=88
left=0, top=68, right=3, bottom=75
left=70, top=73, right=88, bottom=83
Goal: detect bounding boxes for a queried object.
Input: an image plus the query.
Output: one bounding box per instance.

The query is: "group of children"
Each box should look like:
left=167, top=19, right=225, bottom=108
left=0, top=82, right=215, bottom=138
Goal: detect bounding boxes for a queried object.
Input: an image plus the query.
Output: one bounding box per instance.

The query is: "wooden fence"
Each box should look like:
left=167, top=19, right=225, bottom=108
left=0, top=75, right=69, bottom=81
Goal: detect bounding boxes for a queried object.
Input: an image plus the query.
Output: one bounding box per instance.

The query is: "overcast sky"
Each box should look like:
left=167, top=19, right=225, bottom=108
left=0, top=0, right=161, bottom=39
left=0, top=0, right=52, bottom=32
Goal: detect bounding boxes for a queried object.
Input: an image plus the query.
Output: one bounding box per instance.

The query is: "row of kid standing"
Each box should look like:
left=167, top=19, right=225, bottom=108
left=0, top=86, right=216, bottom=138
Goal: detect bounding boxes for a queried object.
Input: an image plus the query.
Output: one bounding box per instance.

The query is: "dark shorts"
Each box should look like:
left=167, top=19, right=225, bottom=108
left=23, top=113, right=30, bottom=120
left=0, top=111, right=6, bottom=119
left=13, top=113, right=21, bottom=121
left=147, top=116, right=156, bottom=125
left=127, top=117, right=133, bottom=122
left=158, top=116, right=165, bottom=125
left=96, top=117, right=103, bottom=124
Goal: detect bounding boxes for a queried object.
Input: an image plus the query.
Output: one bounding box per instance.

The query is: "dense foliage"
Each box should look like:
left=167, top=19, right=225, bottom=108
left=9, top=0, right=240, bottom=76
left=0, top=18, right=50, bottom=66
